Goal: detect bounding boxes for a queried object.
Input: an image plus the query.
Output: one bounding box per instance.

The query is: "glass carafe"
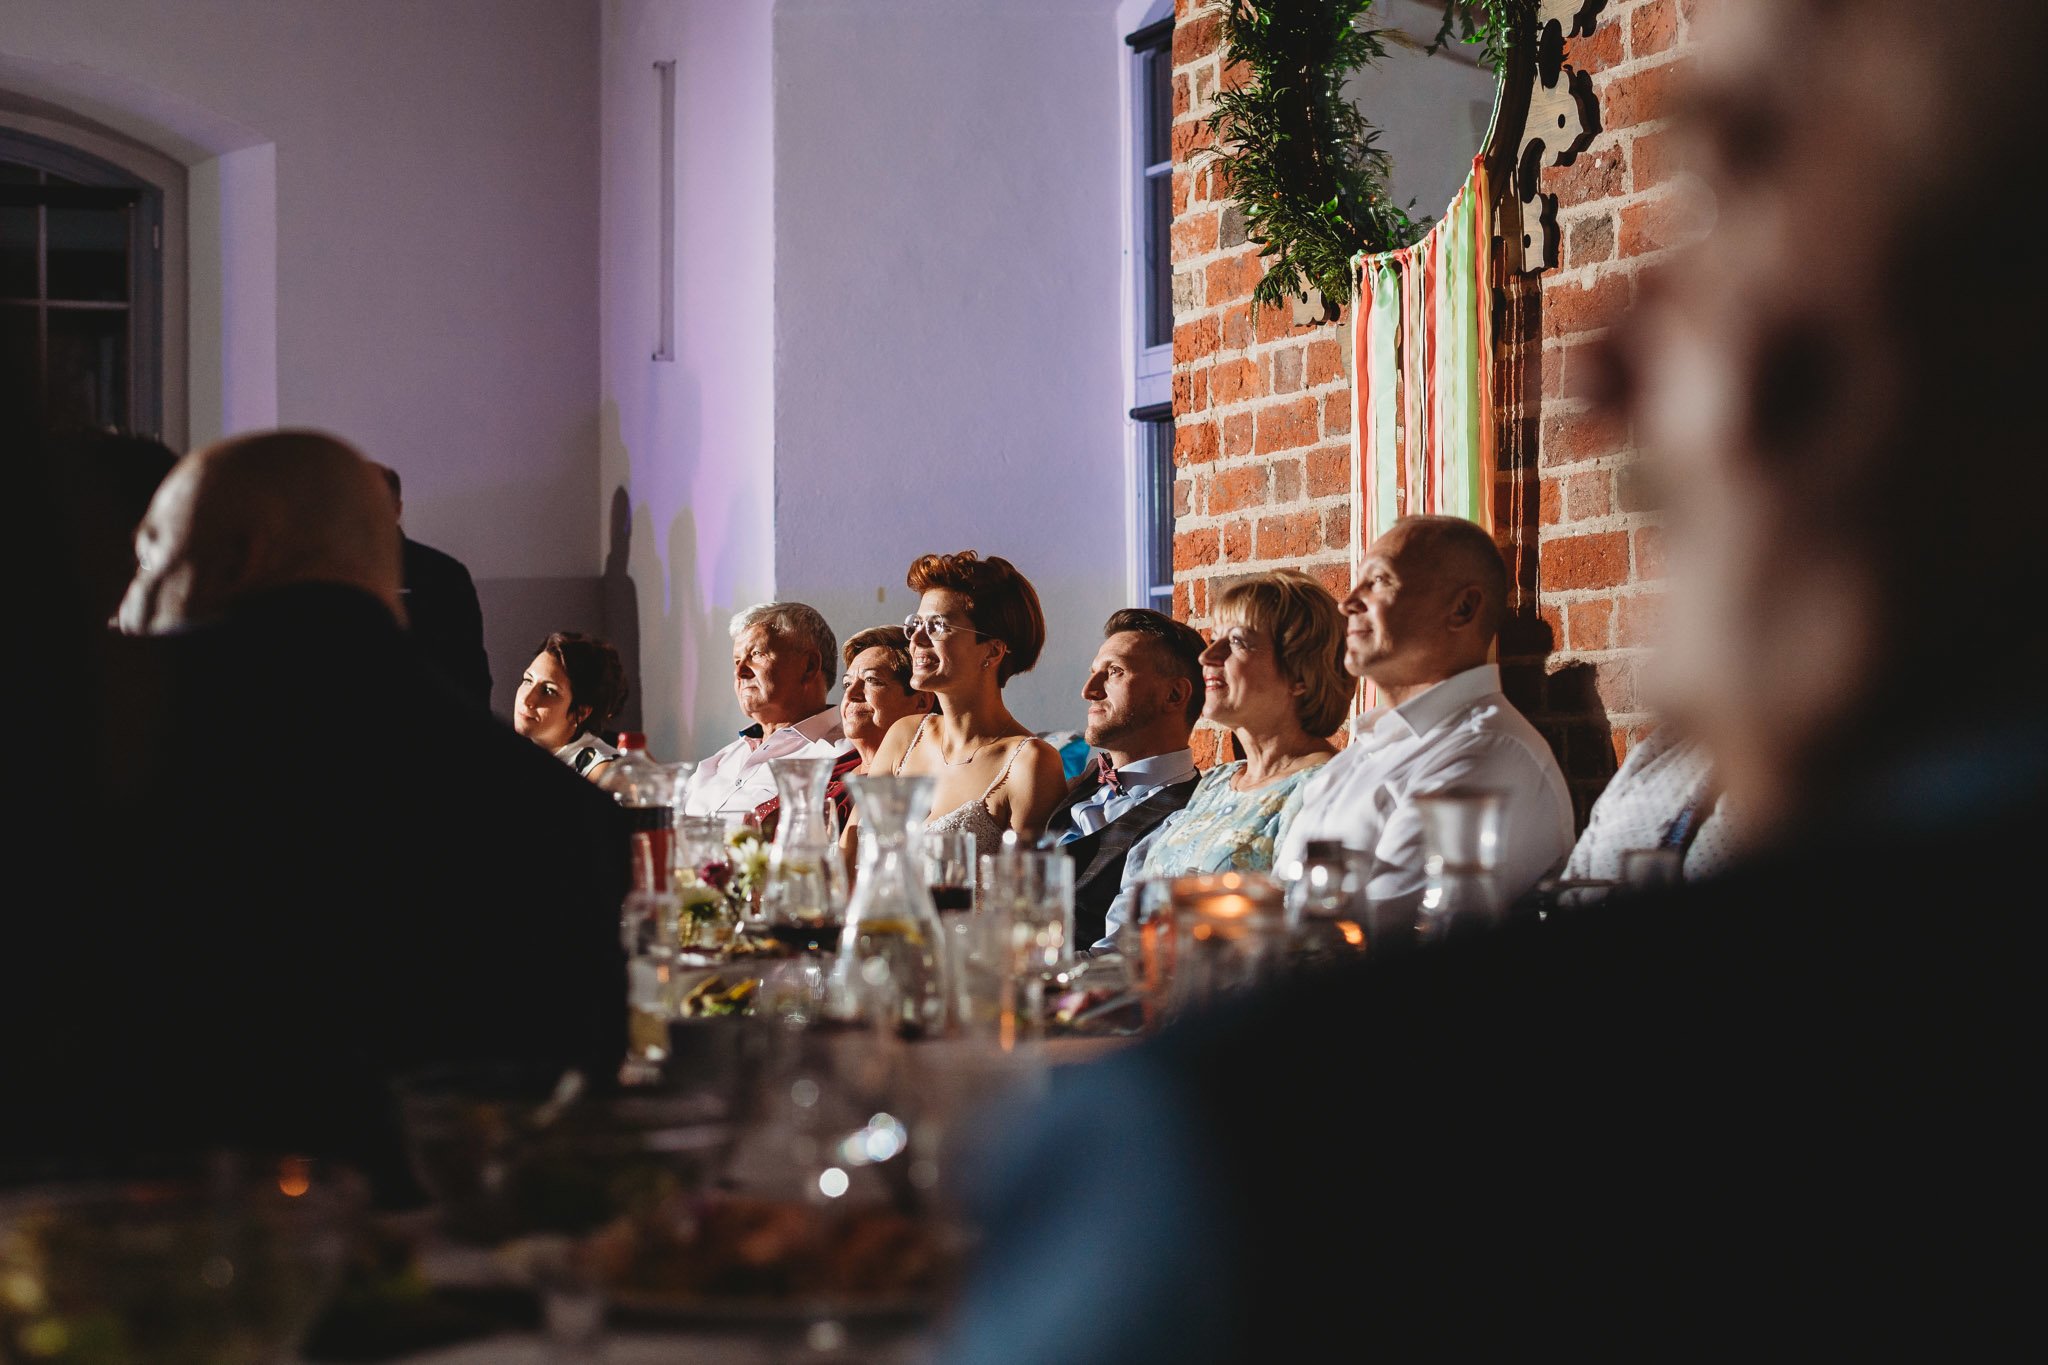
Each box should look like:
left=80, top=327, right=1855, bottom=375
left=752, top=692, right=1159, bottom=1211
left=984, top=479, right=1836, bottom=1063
left=759, top=755, right=846, bottom=952
left=829, top=775, right=949, bottom=1040
left=1415, top=789, right=1507, bottom=945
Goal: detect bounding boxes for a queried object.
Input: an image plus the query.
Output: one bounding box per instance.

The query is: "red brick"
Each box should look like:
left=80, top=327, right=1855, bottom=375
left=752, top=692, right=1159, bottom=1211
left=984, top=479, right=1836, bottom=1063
left=1172, top=580, right=1190, bottom=621
left=1171, top=14, right=1220, bottom=66
left=1171, top=118, right=1215, bottom=161
left=1308, top=561, right=1351, bottom=599
left=1543, top=271, right=1632, bottom=340
left=1221, top=411, right=1255, bottom=458
left=1567, top=597, right=1614, bottom=650
left=1539, top=477, right=1564, bottom=525
left=1210, top=465, right=1268, bottom=514
left=1305, top=338, right=1344, bottom=386
left=1222, top=518, right=1253, bottom=563
left=1630, top=0, right=1681, bottom=59
left=1188, top=726, right=1225, bottom=771
left=1542, top=345, right=1567, bottom=400
left=1209, top=357, right=1261, bottom=406
left=1173, top=527, right=1219, bottom=572
left=1172, top=210, right=1219, bottom=258
left=1220, top=56, right=1252, bottom=93
left=1271, top=456, right=1302, bottom=503
left=1306, top=445, right=1350, bottom=498
left=1618, top=192, right=1704, bottom=258
left=1176, top=420, right=1219, bottom=465
left=1204, top=251, right=1264, bottom=305
left=1540, top=530, right=1630, bottom=590
left=1633, top=524, right=1668, bottom=580
left=1565, top=16, right=1624, bottom=71
left=1253, top=396, right=1321, bottom=455
left=1564, top=469, right=1610, bottom=521
left=1540, top=405, right=1629, bottom=465
left=1600, top=59, right=1684, bottom=131
left=1615, top=591, right=1665, bottom=646
left=1633, top=127, right=1686, bottom=189
left=1614, top=459, right=1656, bottom=513
left=1542, top=146, right=1626, bottom=208
left=1321, top=392, right=1352, bottom=436
left=1173, top=478, right=1194, bottom=518
left=1255, top=510, right=1320, bottom=561
left=1594, top=658, right=1635, bottom=712
left=1557, top=340, right=1614, bottom=403
left=1536, top=603, right=1566, bottom=652
left=1255, top=300, right=1318, bottom=343
left=1189, top=575, right=1209, bottom=617
left=1269, top=346, right=1304, bottom=394
left=1173, top=367, right=1209, bottom=415
left=1565, top=213, right=1615, bottom=270
left=1220, top=303, right=1253, bottom=349
left=1321, top=504, right=1351, bottom=551
left=1172, top=166, right=1192, bottom=217
left=1172, top=74, right=1190, bottom=120
left=1174, top=315, right=1219, bottom=363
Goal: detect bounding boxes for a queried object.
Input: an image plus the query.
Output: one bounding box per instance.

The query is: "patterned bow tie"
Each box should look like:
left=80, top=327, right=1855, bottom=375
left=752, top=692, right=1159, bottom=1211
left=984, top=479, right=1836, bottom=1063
left=1097, top=759, right=1126, bottom=796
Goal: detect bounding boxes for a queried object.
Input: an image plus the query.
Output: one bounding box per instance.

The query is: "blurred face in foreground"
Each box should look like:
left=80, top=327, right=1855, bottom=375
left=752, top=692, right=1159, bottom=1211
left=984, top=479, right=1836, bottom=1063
left=1606, top=0, right=2035, bottom=829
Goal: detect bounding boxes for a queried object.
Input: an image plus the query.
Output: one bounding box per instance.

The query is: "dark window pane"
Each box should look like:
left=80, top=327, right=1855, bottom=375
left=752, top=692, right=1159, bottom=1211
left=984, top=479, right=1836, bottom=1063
left=47, top=205, right=130, bottom=302
left=1147, top=419, right=1176, bottom=601
left=1145, top=172, right=1172, bottom=348
left=0, top=162, right=40, bottom=185
left=0, top=305, right=36, bottom=420
left=1145, top=46, right=1172, bottom=168
left=0, top=206, right=36, bottom=298
left=48, top=306, right=129, bottom=430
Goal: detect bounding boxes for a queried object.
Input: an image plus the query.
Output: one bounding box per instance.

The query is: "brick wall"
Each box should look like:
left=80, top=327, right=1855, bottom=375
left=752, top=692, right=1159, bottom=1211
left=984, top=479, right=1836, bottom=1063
left=1168, top=0, right=1693, bottom=817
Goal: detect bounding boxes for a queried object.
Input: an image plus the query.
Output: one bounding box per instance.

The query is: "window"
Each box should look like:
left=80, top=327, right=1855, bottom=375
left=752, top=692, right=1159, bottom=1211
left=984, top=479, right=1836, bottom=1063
left=1, top=129, right=164, bottom=437
left=1127, top=7, right=1175, bottom=609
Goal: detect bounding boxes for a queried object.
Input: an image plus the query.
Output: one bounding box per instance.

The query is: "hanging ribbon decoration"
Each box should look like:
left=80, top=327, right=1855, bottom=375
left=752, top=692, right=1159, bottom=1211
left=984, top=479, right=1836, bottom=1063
left=1348, top=155, right=1500, bottom=711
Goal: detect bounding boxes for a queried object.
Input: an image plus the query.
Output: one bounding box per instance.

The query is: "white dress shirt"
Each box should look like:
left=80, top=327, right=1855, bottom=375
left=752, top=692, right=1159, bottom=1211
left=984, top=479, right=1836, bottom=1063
left=1058, top=748, right=1200, bottom=843
left=1563, top=727, right=1737, bottom=887
left=681, top=706, right=850, bottom=818
left=1273, top=663, right=1574, bottom=912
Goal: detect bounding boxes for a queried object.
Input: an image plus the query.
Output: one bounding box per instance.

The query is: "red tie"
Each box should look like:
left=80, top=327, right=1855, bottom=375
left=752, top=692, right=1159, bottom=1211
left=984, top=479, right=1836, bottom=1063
left=1098, top=759, right=1125, bottom=796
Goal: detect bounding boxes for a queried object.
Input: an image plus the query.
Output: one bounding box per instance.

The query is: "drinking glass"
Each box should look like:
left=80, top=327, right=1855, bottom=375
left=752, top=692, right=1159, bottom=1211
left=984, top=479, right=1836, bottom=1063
left=924, top=830, right=977, bottom=915
left=1284, top=840, right=1375, bottom=965
left=977, top=849, right=1076, bottom=1046
left=1168, top=870, right=1285, bottom=1011
left=1415, top=788, right=1507, bottom=944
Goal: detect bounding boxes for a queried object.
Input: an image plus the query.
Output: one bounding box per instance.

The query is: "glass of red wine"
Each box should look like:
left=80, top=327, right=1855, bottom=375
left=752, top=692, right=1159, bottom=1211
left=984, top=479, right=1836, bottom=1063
left=923, top=830, right=977, bottom=916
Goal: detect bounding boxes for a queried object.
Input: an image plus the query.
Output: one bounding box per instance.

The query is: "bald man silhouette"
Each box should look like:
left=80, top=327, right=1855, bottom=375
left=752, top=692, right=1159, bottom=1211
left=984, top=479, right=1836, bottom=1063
left=22, top=430, right=627, bottom=1185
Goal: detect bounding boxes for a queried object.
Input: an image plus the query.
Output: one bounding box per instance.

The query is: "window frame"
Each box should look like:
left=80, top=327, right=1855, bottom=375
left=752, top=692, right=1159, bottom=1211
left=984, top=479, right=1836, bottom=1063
left=0, top=126, right=166, bottom=438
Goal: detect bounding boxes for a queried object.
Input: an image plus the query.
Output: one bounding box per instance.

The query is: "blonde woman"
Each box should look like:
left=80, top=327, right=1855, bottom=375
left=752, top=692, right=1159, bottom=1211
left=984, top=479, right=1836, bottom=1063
left=1097, top=570, right=1350, bottom=945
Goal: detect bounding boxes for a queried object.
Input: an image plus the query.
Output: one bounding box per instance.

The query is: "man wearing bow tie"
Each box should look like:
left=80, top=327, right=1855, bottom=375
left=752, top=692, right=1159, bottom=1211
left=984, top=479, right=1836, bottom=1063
left=1042, top=609, right=1207, bottom=948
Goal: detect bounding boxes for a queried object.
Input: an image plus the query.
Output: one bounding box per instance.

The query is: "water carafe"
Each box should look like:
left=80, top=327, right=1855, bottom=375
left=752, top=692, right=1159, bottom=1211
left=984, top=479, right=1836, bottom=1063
left=829, top=775, right=949, bottom=1040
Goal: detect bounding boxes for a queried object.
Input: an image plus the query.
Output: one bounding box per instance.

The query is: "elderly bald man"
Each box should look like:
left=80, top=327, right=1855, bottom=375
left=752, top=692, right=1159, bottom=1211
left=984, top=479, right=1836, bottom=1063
left=42, top=430, right=631, bottom=1184
left=1273, top=514, right=1573, bottom=913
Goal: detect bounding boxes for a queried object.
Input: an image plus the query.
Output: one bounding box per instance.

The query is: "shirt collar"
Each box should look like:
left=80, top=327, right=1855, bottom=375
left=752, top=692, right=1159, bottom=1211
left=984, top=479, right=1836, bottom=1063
left=1350, top=663, right=1503, bottom=743
left=738, top=706, right=845, bottom=747
left=1108, top=747, right=1198, bottom=788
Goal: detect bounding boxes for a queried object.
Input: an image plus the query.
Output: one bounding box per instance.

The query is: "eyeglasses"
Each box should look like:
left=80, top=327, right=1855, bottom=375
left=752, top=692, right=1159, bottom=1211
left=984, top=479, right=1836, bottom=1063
left=904, top=613, right=997, bottom=643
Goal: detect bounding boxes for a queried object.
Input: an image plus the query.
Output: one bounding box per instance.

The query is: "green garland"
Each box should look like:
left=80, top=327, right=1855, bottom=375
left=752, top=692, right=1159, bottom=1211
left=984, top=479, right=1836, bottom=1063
left=1205, top=0, right=1529, bottom=311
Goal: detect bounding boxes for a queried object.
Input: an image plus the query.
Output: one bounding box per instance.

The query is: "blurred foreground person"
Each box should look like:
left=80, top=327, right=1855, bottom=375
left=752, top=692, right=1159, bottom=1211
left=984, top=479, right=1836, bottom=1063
left=516, top=631, right=630, bottom=780
left=9, top=430, right=627, bottom=1185
left=947, top=2, right=2046, bottom=1359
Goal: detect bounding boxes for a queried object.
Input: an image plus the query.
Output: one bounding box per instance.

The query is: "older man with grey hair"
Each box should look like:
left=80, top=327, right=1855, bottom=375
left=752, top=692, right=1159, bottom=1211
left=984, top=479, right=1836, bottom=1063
left=682, top=600, right=853, bottom=819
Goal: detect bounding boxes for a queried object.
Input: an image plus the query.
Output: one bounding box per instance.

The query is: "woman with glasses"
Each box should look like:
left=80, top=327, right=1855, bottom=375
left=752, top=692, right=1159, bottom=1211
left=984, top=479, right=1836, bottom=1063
left=1096, top=570, right=1348, bottom=948
left=860, top=551, right=1069, bottom=846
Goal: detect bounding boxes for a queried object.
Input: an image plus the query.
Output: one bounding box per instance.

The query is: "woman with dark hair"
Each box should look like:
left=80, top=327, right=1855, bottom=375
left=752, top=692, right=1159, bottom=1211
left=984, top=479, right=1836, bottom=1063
left=514, top=632, right=629, bottom=781
left=862, top=551, right=1068, bottom=844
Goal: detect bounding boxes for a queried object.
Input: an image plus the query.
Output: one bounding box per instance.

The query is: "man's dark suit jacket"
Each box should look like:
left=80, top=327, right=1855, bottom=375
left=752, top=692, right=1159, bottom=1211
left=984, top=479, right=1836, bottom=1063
left=1043, top=766, right=1201, bottom=949
left=950, top=720, right=2046, bottom=1362
left=2, top=584, right=627, bottom=1186
left=401, top=534, right=493, bottom=709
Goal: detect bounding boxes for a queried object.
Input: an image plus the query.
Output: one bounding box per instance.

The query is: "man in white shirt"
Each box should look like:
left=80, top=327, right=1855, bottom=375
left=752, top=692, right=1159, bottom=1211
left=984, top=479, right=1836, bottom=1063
left=682, top=601, right=852, bottom=819
left=1274, top=515, right=1573, bottom=914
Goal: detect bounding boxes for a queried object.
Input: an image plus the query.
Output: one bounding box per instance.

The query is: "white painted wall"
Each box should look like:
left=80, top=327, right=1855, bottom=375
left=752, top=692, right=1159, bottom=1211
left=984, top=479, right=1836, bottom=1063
left=3, top=1, right=604, bottom=710
left=771, top=0, right=1129, bottom=738
left=600, top=0, right=779, bottom=762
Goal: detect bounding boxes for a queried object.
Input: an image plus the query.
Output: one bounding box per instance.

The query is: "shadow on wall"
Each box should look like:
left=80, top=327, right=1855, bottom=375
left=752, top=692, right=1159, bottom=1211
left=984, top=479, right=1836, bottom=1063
left=601, top=485, right=642, bottom=734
